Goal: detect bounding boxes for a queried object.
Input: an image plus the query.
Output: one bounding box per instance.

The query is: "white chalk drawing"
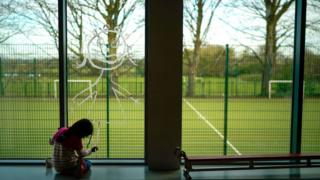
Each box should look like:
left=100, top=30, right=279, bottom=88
left=70, top=25, right=140, bottom=146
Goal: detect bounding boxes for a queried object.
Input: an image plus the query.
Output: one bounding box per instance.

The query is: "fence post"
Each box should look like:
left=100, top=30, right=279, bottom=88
left=33, top=58, right=37, bottom=97
left=254, top=80, right=257, bottom=96
left=207, top=80, right=214, bottom=97
left=201, top=81, right=205, bottom=97
left=231, top=81, right=234, bottom=97
left=224, top=44, right=229, bottom=155
left=209, top=81, right=212, bottom=96
left=235, top=58, right=239, bottom=97
left=24, top=82, right=27, bottom=97
left=0, top=57, right=4, bottom=96
left=106, top=44, right=110, bottom=158
left=136, top=65, right=138, bottom=96
left=47, top=82, right=50, bottom=98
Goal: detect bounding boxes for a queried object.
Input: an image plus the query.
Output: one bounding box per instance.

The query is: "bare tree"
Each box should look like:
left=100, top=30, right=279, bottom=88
left=26, top=0, right=85, bottom=57
left=25, top=0, right=86, bottom=54
left=261, top=0, right=294, bottom=96
left=23, top=0, right=91, bottom=75
left=66, top=0, right=88, bottom=74
left=184, top=0, right=221, bottom=97
left=305, top=0, right=320, bottom=47
left=23, top=0, right=58, bottom=48
left=83, top=0, right=143, bottom=95
left=220, top=0, right=319, bottom=96
left=67, top=0, right=85, bottom=62
left=0, top=0, right=25, bottom=43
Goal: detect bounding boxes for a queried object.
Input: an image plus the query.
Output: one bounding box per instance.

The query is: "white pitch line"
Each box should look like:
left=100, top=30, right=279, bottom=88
left=183, top=98, right=242, bottom=155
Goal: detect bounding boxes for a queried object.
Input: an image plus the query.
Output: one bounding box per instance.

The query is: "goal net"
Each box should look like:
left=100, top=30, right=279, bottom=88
left=268, top=80, right=304, bottom=99
left=53, top=79, right=93, bottom=98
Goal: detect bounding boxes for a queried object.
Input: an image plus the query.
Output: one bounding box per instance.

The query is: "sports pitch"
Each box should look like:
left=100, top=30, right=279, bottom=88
left=0, top=97, right=319, bottom=159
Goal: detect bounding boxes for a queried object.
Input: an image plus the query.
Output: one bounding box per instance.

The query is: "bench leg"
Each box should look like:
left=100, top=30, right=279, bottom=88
left=183, top=169, right=192, bottom=180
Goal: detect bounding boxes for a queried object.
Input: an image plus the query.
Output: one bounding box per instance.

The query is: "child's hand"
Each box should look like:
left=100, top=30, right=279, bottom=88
left=91, top=146, right=98, bottom=152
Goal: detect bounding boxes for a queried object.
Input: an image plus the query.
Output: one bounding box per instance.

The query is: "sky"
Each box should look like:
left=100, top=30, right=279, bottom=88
left=5, top=0, right=320, bottom=58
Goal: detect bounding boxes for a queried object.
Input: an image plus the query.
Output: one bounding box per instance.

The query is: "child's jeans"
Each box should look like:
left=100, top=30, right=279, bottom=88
left=83, top=159, right=92, bottom=169
left=60, top=159, right=92, bottom=177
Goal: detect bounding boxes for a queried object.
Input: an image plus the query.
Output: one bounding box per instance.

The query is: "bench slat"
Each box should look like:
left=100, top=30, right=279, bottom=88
left=186, top=153, right=320, bottom=162
left=175, top=147, right=320, bottom=180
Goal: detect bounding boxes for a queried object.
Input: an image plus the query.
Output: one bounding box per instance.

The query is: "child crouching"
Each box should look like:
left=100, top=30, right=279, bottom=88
left=49, top=118, right=98, bottom=177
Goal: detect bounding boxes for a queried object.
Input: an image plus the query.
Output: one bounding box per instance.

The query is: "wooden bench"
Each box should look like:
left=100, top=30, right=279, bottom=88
left=175, top=147, right=320, bottom=180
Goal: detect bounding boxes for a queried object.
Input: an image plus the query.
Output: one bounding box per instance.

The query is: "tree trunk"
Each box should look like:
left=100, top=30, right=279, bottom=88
left=186, top=0, right=203, bottom=97
left=0, top=58, right=3, bottom=96
left=261, top=17, right=277, bottom=96
left=187, top=64, right=196, bottom=97
left=108, top=29, right=118, bottom=97
left=261, top=62, right=272, bottom=96
left=110, top=72, right=119, bottom=97
left=186, top=41, right=201, bottom=97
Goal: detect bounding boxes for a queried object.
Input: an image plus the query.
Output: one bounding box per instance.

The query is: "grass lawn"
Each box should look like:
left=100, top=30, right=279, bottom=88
left=0, top=97, right=319, bottom=159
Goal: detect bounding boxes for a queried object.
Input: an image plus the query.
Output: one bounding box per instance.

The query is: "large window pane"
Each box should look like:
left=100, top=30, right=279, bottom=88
left=66, top=0, right=145, bottom=159
left=302, top=1, right=320, bottom=153
left=0, top=1, right=59, bottom=158
left=0, top=0, right=145, bottom=159
left=182, top=0, right=295, bottom=156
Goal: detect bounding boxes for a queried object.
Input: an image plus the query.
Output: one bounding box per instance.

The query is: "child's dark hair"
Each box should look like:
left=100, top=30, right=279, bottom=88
left=57, top=118, right=93, bottom=142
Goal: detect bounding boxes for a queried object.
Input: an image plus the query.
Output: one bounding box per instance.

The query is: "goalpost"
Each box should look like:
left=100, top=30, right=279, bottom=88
left=268, top=80, right=305, bottom=99
left=53, top=79, right=93, bottom=98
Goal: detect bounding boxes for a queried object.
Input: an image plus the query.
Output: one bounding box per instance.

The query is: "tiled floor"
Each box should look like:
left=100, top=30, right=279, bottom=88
left=0, top=165, right=320, bottom=180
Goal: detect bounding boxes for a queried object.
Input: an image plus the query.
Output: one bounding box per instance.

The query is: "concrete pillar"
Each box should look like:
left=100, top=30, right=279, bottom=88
left=145, top=0, right=183, bottom=170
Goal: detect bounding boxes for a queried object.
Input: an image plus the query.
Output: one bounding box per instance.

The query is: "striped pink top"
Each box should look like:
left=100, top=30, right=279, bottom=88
left=52, top=128, right=83, bottom=172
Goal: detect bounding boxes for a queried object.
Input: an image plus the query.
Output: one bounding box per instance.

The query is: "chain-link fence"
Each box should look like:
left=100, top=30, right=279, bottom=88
left=0, top=43, right=319, bottom=159
left=182, top=44, right=320, bottom=156
left=0, top=44, right=145, bottom=159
